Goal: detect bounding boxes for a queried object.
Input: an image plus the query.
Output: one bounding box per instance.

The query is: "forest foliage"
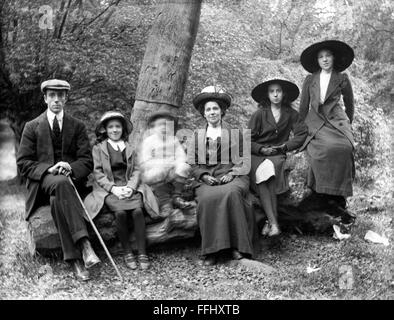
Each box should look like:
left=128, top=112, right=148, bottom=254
left=0, top=0, right=392, bottom=189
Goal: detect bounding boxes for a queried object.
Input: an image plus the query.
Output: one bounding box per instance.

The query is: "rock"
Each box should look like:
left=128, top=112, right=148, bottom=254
left=38, top=264, right=53, bottom=277
left=29, top=206, right=61, bottom=250
left=28, top=204, right=198, bottom=255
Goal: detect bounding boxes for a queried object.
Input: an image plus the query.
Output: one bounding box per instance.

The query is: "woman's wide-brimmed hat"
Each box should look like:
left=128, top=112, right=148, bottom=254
left=146, top=110, right=179, bottom=128
left=251, top=79, right=300, bottom=103
left=192, top=86, right=232, bottom=114
left=300, top=40, right=354, bottom=73
left=95, top=111, right=133, bottom=137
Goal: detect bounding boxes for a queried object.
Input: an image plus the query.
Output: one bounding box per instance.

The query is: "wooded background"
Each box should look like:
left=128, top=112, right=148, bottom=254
left=0, top=0, right=393, bottom=190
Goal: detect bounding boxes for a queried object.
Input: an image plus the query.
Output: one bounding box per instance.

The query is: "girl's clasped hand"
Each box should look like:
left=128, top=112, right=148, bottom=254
left=111, top=186, right=134, bottom=200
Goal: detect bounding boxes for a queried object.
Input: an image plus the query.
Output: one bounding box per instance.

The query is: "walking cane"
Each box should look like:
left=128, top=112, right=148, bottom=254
left=67, top=176, right=123, bottom=281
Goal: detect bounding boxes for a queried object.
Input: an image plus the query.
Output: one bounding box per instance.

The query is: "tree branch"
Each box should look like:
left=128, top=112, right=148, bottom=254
left=364, top=22, right=392, bottom=34
left=75, top=0, right=122, bottom=41
left=57, top=0, right=73, bottom=39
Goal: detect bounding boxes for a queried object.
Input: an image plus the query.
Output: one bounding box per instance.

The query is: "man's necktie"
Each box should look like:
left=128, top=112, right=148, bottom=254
left=53, top=116, right=61, bottom=137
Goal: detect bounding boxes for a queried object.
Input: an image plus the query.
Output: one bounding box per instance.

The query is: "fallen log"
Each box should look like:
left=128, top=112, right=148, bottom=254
left=29, top=191, right=349, bottom=256
left=29, top=204, right=198, bottom=256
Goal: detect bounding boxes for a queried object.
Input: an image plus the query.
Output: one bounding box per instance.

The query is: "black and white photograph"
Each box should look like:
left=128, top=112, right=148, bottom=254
left=0, top=0, right=392, bottom=304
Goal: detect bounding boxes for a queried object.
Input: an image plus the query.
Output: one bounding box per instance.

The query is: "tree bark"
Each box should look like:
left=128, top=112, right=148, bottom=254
left=129, top=0, right=202, bottom=145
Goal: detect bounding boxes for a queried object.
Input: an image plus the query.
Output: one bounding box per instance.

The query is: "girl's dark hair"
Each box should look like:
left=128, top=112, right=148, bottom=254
left=95, top=118, right=129, bottom=144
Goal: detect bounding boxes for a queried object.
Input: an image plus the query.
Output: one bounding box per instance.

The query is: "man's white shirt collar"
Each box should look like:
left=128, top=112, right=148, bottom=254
left=47, top=109, right=64, bottom=130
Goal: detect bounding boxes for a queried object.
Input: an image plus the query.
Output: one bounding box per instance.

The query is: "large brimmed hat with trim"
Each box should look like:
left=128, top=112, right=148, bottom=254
left=300, top=40, right=354, bottom=73
left=95, top=111, right=133, bottom=137
left=41, top=79, right=71, bottom=93
left=192, top=86, right=232, bottom=114
left=251, top=79, right=299, bottom=103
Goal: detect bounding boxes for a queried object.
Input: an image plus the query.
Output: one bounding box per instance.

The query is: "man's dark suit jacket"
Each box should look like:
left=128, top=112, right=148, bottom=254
left=17, top=111, right=93, bottom=220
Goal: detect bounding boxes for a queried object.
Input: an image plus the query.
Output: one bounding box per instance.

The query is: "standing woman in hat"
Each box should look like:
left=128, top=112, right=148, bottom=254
left=299, top=40, right=356, bottom=214
left=84, top=111, right=160, bottom=270
left=189, top=86, right=257, bottom=266
left=248, top=79, right=307, bottom=236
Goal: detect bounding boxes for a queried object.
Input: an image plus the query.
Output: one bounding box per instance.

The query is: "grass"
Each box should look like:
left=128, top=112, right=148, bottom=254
left=0, top=179, right=393, bottom=300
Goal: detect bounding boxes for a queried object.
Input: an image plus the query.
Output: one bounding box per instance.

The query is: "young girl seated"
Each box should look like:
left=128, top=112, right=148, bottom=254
left=84, top=111, right=160, bottom=270
left=139, top=111, right=195, bottom=215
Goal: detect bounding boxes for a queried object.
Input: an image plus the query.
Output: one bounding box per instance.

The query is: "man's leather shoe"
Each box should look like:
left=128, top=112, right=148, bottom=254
left=72, top=259, right=90, bottom=281
left=80, top=238, right=101, bottom=269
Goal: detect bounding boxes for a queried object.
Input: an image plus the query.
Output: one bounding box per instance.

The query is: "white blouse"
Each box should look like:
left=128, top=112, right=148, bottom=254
left=206, top=125, right=222, bottom=140
left=320, top=71, right=332, bottom=104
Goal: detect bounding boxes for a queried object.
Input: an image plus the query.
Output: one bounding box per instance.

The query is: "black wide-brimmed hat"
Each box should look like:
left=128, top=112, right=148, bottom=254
left=192, top=86, right=232, bottom=115
left=95, top=111, right=133, bottom=137
left=147, top=110, right=178, bottom=128
left=251, top=79, right=300, bottom=103
left=300, top=40, right=354, bottom=73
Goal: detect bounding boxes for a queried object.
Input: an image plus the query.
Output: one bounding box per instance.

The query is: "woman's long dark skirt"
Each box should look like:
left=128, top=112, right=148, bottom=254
left=195, top=176, right=257, bottom=257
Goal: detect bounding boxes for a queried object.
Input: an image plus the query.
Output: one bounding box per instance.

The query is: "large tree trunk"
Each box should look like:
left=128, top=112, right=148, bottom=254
left=26, top=1, right=204, bottom=255
left=129, top=0, right=202, bottom=145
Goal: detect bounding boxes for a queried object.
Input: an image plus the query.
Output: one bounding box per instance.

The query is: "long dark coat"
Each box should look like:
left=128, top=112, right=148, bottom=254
left=299, top=70, right=355, bottom=196
left=16, top=112, right=93, bottom=220
left=248, top=105, right=307, bottom=194
left=299, top=70, right=355, bottom=148
left=83, top=140, right=160, bottom=220
left=188, top=122, right=257, bottom=257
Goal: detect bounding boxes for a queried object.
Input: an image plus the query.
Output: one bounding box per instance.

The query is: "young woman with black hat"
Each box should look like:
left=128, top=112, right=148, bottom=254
left=299, top=40, right=356, bottom=218
left=248, top=79, right=307, bottom=236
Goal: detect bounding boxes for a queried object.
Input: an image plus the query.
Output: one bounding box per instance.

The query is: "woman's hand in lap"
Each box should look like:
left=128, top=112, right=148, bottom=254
left=201, top=174, right=219, bottom=186
left=219, top=173, right=234, bottom=184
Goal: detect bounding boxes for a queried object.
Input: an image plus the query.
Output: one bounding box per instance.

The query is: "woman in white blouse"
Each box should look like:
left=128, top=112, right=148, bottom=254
left=189, top=86, right=257, bottom=266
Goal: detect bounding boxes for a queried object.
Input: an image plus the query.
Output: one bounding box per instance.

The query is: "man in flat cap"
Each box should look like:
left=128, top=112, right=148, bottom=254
left=17, top=79, right=100, bottom=281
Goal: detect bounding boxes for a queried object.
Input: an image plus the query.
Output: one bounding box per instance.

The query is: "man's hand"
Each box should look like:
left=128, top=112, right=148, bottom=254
left=219, top=173, right=234, bottom=185
left=47, top=162, right=72, bottom=176
left=271, top=144, right=288, bottom=154
left=201, top=174, right=219, bottom=186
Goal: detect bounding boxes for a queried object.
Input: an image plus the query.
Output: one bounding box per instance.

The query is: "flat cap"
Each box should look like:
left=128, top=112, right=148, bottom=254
left=41, top=79, right=71, bottom=93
